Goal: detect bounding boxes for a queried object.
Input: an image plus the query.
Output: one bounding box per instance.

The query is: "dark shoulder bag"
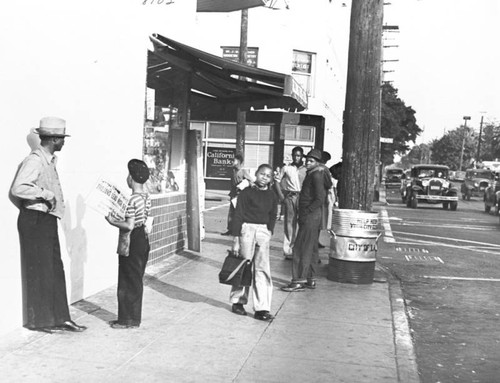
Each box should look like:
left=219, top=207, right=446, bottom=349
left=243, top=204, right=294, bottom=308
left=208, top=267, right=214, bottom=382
left=219, top=250, right=252, bottom=287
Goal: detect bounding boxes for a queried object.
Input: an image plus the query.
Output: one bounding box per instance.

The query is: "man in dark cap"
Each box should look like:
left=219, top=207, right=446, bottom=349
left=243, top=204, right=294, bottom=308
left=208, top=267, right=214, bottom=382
left=10, top=116, right=87, bottom=333
left=282, top=149, right=331, bottom=292
left=105, top=159, right=152, bottom=329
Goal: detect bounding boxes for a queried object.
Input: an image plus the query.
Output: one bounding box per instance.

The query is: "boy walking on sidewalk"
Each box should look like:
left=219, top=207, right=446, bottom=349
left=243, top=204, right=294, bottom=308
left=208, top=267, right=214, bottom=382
left=230, top=164, right=278, bottom=321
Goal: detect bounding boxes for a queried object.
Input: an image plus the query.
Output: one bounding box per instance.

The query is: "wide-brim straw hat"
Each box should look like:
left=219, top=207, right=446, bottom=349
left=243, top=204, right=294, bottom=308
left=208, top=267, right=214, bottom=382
left=35, top=116, right=70, bottom=137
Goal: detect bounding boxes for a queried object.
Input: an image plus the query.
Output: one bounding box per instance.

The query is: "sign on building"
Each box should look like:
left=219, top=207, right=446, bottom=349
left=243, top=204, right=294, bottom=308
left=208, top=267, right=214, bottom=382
left=221, top=47, right=259, bottom=67
left=206, top=147, right=236, bottom=178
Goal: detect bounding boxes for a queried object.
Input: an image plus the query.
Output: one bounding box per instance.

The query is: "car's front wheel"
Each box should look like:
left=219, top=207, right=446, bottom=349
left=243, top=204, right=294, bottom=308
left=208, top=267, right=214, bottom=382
left=443, top=202, right=449, bottom=210
left=450, top=201, right=458, bottom=211
left=485, top=204, right=491, bottom=213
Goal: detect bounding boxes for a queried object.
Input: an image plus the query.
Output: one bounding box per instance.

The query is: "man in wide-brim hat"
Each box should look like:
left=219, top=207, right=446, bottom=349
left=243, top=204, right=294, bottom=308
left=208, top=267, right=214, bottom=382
left=10, top=116, right=87, bottom=333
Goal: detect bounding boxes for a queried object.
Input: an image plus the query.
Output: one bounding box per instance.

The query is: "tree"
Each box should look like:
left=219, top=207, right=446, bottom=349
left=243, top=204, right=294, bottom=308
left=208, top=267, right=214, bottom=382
left=479, top=123, right=500, bottom=161
left=380, top=83, right=422, bottom=165
left=431, top=126, right=477, bottom=170
left=399, top=143, right=431, bottom=168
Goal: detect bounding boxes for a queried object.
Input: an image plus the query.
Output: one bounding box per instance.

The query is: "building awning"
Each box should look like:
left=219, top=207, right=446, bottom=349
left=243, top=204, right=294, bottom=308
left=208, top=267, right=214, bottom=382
left=197, top=0, right=268, bottom=12
left=148, top=34, right=307, bottom=116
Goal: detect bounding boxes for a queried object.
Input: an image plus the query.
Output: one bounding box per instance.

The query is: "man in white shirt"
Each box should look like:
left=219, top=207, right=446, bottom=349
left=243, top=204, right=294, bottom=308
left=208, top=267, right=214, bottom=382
left=274, top=147, right=307, bottom=259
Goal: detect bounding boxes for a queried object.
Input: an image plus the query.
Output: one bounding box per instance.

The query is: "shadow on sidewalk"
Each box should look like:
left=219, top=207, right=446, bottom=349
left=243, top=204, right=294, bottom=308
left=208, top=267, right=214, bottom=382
left=73, top=300, right=116, bottom=323
left=144, top=274, right=231, bottom=311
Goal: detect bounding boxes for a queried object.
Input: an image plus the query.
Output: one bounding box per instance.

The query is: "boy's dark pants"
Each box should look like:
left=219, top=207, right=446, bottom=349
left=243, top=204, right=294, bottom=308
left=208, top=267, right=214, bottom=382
left=117, top=226, right=150, bottom=326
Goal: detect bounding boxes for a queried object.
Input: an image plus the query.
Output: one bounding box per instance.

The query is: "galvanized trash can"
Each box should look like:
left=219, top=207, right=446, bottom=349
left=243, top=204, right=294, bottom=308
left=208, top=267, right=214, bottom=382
left=327, top=209, right=380, bottom=284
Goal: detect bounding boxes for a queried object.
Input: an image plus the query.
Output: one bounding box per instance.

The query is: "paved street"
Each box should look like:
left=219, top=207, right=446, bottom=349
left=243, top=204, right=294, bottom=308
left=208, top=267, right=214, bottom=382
left=382, top=187, right=500, bottom=382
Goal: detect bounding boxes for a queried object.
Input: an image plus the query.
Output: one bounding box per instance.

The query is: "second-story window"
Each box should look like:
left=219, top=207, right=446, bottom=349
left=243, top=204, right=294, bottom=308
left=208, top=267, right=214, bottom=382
left=292, top=50, right=315, bottom=97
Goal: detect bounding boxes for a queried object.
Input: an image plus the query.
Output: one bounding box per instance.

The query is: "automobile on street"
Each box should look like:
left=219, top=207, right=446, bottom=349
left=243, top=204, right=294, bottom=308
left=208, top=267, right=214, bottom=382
left=483, top=171, right=500, bottom=215
left=461, top=168, right=493, bottom=201
left=403, top=164, right=458, bottom=210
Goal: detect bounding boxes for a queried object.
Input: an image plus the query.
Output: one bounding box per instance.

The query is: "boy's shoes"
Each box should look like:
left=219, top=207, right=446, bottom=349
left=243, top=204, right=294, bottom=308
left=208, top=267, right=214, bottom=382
left=254, top=311, right=274, bottom=321
left=109, top=320, right=139, bottom=329
left=281, top=282, right=305, bottom=292
left=305, top=280, right=316, bottom=289
left=221, top=231, right=231, bottom=236
left=232, top=304, right=247, bottom=316
left=283, top=253, right=293, bottom=260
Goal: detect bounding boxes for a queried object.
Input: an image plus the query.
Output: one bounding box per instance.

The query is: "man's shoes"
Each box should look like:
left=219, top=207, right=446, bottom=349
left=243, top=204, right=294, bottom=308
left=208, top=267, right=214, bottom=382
left=318, top=243, right=325, bottom=249
left=109, top=320, right=139, bottom=329
left=254, top=311, right=274, bottom=321
left=305, top=280, right=316, bottom=289
left=54, top=320, right=87, bottom=332
left=284, top=254, right=293, bottom=260
left=221, top=231, right=232, bottom=236
left=281, top=282, right=305, bottom=292
left=231, top=304, right=247, bottom=316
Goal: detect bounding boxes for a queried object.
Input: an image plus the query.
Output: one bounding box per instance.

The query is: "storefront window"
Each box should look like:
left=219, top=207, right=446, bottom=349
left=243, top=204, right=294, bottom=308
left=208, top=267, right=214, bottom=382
left=200, top=121, right=275, bottom=178
left=285, top=125, right=315, bottom=142
left=143, top=104, right=181, bottom=194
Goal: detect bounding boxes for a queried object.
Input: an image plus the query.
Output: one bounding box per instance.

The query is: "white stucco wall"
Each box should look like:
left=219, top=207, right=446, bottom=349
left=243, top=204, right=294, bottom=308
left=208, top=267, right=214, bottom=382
left=0, top=0, right=197, bottom=334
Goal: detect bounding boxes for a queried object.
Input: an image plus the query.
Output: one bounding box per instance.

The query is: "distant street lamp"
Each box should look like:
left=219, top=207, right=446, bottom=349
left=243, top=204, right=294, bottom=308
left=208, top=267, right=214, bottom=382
left=476, top=114, right=485, bottom=163
left=459, top=116, right=471, bottom=171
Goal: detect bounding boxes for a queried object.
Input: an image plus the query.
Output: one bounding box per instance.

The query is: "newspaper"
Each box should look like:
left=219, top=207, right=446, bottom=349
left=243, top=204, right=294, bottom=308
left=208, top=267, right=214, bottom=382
left=86, top=177, right=129, bottom=220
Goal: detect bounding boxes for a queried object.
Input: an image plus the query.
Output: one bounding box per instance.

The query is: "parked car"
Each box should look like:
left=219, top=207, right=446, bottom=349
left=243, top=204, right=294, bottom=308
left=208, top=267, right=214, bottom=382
left=403, top=164, right=458, bottom=210
left=484, top=171, right=500, bottom=214
left=460, top=168, right=493, bottom=200
left=385, top=167, right=404, bottom=189
left=450, top=170, right=466, bottom=182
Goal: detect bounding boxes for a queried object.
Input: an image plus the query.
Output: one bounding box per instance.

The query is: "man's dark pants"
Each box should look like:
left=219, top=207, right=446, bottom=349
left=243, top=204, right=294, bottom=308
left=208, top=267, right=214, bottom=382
left=291, top=208, right=322, bottom=283
left=18, top=208, right=71, bottom=329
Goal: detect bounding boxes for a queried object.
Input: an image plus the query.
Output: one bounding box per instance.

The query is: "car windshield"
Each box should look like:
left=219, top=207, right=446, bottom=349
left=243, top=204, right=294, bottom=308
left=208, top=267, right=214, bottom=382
left=387, top=169, right=403, bottom=175
left=416, top=168, right=447, bottom=178
left=467, top=170, right=491, bottom=178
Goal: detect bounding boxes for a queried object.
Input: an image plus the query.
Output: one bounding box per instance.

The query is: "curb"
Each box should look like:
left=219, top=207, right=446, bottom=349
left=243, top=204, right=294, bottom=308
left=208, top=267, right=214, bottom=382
left=378, top=261, right=421, bottom=383
left=377, top=186, right=420, bottom=382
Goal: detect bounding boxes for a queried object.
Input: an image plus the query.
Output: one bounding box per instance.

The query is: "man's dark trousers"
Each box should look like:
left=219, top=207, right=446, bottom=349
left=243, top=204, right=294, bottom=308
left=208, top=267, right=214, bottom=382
left=18, top=208, right=71, bottom=329
left=291, top=208, right=322, bottom=283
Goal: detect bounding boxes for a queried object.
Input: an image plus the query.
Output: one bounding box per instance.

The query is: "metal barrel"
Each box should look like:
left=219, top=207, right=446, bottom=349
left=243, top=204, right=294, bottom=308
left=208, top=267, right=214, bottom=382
left=331, top=209, right=379, bottom=238
left=328, top=209, right=380, bottom=284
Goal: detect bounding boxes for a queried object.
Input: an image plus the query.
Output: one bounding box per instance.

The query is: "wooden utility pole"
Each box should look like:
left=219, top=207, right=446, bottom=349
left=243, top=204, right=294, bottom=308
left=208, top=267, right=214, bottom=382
left=235, top=9, right=248, bottom=158
left=339, top=0, right=384, bottom=211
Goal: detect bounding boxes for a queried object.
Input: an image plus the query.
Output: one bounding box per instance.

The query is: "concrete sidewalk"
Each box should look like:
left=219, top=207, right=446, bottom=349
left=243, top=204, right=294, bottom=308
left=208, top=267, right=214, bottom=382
left=0, top=191, right=419, bottom=383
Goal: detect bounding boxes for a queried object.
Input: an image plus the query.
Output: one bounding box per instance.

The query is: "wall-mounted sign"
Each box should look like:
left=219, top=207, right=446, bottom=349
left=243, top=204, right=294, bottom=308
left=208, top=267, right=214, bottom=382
left=222, top=47, right=259, bottom=67
left=206, top=147, right=235, bottom=178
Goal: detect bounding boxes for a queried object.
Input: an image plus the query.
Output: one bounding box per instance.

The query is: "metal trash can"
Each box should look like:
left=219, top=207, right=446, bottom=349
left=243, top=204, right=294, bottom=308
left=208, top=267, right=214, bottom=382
left=327, top=209, right=380, bottom=284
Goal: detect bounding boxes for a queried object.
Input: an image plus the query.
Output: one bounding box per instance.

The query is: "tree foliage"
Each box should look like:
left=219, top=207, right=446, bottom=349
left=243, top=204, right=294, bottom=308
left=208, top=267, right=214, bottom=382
left=478, top=123, right=500, bottom=161
left=381, top=83, right=422, bottom=165
left=399, top=143, right=431, bottom=168
left=430, top=126, right=477, bottom=170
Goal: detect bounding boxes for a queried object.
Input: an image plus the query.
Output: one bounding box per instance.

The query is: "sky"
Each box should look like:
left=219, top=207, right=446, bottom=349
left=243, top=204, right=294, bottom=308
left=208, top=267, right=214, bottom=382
left=383, top=0, right=500, bottom=145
